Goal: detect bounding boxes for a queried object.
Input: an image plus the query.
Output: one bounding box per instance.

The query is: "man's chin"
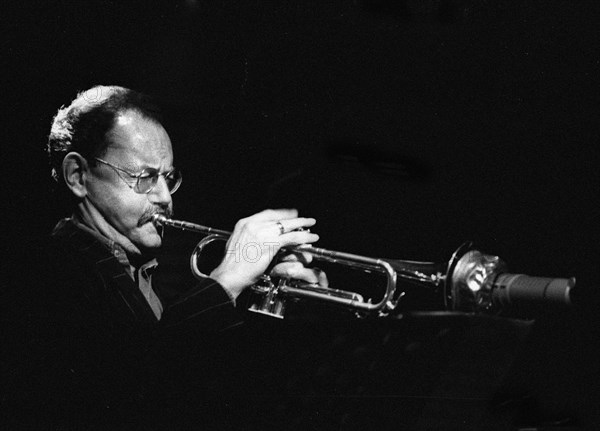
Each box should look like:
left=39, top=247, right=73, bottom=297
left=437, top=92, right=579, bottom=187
left=142, top=237, right=163, bottom=250
left=136, top=224, right=163, bottom=254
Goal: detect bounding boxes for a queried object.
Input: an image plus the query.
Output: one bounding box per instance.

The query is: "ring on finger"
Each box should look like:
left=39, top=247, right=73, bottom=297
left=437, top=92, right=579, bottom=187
left=276, top=221, right=285, bottom=235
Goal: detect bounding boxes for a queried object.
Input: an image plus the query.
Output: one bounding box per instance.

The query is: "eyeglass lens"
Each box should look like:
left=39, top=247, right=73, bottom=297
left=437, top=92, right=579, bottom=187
left=136, top=169, right=182, bottom=194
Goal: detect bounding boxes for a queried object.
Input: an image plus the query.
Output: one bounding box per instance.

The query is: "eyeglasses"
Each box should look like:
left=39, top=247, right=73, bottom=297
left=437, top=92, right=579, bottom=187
left=94, top=158, right=182, bottom=194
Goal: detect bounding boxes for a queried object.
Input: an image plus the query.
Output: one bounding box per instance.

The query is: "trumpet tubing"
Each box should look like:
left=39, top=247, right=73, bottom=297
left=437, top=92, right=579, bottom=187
left=152, top=215, right=573, bottom=318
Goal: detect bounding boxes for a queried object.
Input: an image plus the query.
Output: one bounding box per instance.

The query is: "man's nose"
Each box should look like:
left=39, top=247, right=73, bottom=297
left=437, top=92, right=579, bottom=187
left=148, top=176, right=173, bottom=207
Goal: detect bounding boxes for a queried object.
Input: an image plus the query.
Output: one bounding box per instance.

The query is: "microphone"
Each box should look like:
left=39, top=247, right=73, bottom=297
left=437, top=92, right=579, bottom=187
left=449, top=249, right=574, bottom=314
left=491, top=273, right=574, bottom=308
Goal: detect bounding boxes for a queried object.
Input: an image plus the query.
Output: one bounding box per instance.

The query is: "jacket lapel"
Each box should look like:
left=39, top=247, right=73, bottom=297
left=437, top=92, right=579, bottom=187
left=53, top=219, right=158, bottom=325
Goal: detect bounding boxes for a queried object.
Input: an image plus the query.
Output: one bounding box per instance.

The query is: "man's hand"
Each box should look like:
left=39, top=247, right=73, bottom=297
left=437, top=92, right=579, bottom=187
left=210, top=209, right=327, bottom=300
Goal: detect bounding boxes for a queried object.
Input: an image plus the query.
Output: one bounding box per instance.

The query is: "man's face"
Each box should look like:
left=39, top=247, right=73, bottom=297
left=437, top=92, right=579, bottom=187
left=84, top=110, right=174, bottom=256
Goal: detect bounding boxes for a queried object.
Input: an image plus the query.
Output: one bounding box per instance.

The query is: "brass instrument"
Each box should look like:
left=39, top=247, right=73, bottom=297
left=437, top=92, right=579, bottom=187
left=152, top=215, right=574, bottom=319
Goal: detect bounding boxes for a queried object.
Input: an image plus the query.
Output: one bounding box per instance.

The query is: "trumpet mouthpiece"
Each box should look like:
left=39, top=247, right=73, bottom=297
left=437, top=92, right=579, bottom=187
left=151, top=214, right=168, bottom=225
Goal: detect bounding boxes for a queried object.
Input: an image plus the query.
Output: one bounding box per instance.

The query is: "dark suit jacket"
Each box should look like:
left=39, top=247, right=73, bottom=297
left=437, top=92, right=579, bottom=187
left=1, top=220, right=245, bottom=429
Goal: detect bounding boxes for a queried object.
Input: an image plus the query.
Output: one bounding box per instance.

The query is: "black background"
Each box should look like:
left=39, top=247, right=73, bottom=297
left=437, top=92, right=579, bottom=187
left=3, top=0, right=600, bottom=428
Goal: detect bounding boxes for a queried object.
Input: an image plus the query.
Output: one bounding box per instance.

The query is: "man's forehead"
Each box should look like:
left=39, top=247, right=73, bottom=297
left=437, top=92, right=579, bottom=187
left=106, top=110, right=173, bottom=165
left=115, top=112, right=136, bottom=127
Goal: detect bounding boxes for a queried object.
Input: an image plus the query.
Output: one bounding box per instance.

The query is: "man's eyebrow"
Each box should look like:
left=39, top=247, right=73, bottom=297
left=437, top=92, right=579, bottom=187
left=138, top=162, right=175, bottom=172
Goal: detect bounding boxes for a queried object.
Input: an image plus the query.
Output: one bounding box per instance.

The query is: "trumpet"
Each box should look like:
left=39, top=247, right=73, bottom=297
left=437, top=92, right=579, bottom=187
left=152, top=215, right=574, bottom=319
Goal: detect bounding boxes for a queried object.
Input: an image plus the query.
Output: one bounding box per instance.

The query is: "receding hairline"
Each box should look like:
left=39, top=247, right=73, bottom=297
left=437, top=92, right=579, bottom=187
left=102, top=109, right=173, bottom=162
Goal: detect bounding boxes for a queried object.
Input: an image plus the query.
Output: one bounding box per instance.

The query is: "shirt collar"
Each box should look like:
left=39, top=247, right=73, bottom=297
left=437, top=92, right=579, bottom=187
left=67, top=217, right=158, bottom=277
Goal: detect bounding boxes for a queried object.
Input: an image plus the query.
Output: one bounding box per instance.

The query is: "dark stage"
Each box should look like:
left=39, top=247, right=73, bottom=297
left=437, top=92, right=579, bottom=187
left=3, top=1, right=600, bottom=429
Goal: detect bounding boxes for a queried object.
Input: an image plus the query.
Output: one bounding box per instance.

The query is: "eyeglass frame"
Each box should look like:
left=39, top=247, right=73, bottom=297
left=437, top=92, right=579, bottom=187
left=93, top=157, right=182, bottom=195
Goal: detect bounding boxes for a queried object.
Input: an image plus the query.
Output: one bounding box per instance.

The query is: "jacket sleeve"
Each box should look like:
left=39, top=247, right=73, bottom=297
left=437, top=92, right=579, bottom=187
left=154, top=269, right=244, bottom=332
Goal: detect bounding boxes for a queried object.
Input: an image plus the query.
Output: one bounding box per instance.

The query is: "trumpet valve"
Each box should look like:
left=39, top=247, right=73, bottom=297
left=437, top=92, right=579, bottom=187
left=248, top=276, right=286, bottom=319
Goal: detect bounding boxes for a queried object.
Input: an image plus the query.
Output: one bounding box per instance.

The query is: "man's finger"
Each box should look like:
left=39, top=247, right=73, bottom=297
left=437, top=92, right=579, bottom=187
left=315, top=266, right=329, bottom=288
left=278, top=251, right=314, bottom=265
left=276, top=217, right=316, bottom=233
left=279, top=231, right=320, bottom=247
left=250, top=208, right=299, bottom=222
left=270, top=263, right=328, bottom=286
left=270, top=261, right=315, bottom=282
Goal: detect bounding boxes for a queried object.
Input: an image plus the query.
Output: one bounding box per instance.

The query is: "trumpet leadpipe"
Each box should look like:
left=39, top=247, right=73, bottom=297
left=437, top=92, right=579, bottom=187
left=152, top=214, right=231, bottom=237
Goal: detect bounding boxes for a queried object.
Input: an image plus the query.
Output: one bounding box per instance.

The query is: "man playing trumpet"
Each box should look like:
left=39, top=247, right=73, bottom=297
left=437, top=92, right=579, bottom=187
left=2, top=85, right=327, bottom=427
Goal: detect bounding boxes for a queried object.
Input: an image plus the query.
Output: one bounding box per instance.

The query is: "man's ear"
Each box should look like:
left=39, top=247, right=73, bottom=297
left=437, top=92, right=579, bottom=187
left=62, top=152, right=90, bottom=199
